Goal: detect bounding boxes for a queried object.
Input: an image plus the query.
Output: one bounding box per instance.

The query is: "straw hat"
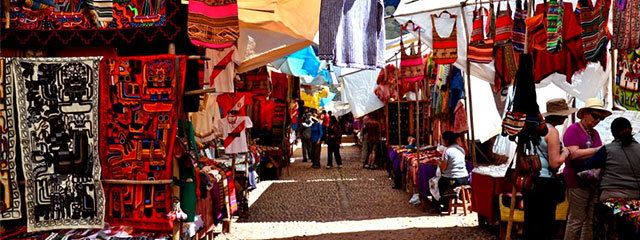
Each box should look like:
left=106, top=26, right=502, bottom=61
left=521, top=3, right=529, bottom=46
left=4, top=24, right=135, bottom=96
left=543, top=98, right=577, bottom=117
left=577, top=98, right=612, bottom=119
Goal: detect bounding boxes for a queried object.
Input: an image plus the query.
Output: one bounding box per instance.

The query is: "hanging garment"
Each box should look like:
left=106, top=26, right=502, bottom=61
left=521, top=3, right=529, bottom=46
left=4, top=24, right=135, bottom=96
left=243, top=66, right=270, bottom=94
left=0, top=58, right=22, bottom=221
left=533, top=1, right=587, bottom=84
left=400, top=42, right=425, bottom=82
left=270, top=72, right=288, bottom=100
left=431, top=12, right=458, bottom=64
left=216, top=92, right=253, bottom=117
left=100, top=55, right=186, bottom=231
left=494, top=2, right=513, bottom=46
left=546, top=0, right=564, bottom=53
left=188, top=0, right=239, bottom=48
left=205, top=47, right=238, bottom=93
left=192, top=94, right=221, bottom=143
left=453, top=100, right=469, bottom=134
left=12, top=57, right=105, bottom=232
left=215, top=116, right=253, bottom=154
left=525, top=8, right=547, bottom=51
left=318, top=0, right=385, bottom=70
left=468, top=6, right=494, bottom=64
left=512, top=0, right=527, bottom=52
left=576, top=0, right=610, bottom=62
left=494, top=45, right=518, bottom=92
left=612, top=0, right=640, bottom=50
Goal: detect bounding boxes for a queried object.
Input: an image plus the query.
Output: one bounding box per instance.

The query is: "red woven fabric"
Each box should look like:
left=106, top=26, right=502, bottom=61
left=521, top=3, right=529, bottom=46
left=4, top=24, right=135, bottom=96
left=100, top=54, right=187, bottom=231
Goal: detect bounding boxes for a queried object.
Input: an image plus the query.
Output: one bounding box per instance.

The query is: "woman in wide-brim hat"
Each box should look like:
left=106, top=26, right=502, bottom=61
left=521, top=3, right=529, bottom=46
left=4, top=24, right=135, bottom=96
left=562, top=98, right=611, bottom=240
left=523, top=98, right=574, bottom=239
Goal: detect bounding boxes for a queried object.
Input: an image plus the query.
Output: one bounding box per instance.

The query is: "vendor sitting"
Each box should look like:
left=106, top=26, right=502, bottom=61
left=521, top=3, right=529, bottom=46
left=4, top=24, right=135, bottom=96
left=584, top=117, right=640, bottom=201
left=406, top=136, right=416, bottom=150
left=432, top=131, right=470, bottom=213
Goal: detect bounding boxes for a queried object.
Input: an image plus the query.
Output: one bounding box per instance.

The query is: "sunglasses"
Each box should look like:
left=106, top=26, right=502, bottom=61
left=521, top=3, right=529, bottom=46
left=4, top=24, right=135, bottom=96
left=589, top=112, right=606, bottom=121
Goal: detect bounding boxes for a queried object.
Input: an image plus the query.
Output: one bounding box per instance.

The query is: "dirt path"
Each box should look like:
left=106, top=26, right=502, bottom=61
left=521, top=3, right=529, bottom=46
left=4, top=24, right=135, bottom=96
left=215, top=145, right=497, bottom=240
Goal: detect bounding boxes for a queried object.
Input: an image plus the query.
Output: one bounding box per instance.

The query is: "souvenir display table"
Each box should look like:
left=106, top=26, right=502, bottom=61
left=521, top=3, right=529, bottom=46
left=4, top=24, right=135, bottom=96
left=594, top=198, right=640, bottom=239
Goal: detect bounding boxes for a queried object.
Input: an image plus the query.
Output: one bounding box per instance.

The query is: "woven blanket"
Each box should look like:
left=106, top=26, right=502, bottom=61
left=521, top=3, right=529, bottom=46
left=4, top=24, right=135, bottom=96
left=0, top=58, right=22, bottom=221
left=100, top=54, right=186, bottom=231
left=188, top=0, right=239, bottom=48
left=11, top=57, right=105, bottom=232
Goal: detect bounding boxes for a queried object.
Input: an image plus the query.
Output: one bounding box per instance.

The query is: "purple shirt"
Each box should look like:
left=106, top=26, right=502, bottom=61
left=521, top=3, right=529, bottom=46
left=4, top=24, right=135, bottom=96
left=562, top=123, right=603, bottom=188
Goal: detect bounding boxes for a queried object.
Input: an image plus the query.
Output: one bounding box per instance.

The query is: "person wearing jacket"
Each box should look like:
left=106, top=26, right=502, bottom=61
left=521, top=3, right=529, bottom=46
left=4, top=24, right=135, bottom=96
left=310, top=116, right=323, bottom=169
left=300, top=112, right=313, bottom=163
left=326, top=116, right=343, bottom=168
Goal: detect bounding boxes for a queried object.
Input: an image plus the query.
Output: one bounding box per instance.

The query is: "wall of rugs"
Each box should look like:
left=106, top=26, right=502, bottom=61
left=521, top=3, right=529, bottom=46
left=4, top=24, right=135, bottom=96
left=0, top=55, right=190, bottom=232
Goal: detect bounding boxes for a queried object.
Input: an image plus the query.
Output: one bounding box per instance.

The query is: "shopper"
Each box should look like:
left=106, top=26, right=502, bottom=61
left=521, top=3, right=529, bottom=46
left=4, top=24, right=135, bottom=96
left=326, top=116, right=343, bottom=168
left=359, top=115, right=369, bottom=165
left=584, top=117, right=640, bottom=201
left=310, top=116, right=323, bottom=169
left=321, top=110, right=330, bottom=143
left=523, top=99, right=574, bottom=240
left=364, top=112, right=382, bottom=169
left=300, top=112, right=313, bottom=163
left=432, top=131, right=469, bottom=213
left=563, top=98, right=612, bottom=240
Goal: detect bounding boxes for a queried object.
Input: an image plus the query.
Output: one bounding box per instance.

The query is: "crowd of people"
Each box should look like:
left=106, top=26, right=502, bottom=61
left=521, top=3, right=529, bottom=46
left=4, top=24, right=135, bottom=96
left=298, top=109, right=344, bottom=169
left=523, top=98, right=640, bottom=240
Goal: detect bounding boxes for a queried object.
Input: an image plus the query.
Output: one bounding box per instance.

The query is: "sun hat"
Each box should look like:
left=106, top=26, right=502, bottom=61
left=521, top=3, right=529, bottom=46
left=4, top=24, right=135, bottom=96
left=542, top=98, right=577, bottom=117
left=577, top=98, right=612, bottom=119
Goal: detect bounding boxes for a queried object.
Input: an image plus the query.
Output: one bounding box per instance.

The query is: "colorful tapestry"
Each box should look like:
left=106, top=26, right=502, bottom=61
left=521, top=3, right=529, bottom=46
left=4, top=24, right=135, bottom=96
left=5, top=0, right=166, bottom=30
left=0, top=58, right=22, bottom=221
left=11, top=57, right=104, bottom=232
left=187, top=0, right=239, bottom=48
left=614, top=49, right=640, bottom=110
left=100, top=54, right=186, bottom=231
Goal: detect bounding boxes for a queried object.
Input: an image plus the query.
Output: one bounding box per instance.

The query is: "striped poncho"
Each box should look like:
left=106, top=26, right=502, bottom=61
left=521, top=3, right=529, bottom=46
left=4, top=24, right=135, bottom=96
left=576, top=0, right=610, bottom=61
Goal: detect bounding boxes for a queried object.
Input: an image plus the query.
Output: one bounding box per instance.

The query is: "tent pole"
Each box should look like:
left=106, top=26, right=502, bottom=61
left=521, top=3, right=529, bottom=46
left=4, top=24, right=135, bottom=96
left=397, top=57, right=402, bottom=145
left=459, top=4, right=476, bottom=165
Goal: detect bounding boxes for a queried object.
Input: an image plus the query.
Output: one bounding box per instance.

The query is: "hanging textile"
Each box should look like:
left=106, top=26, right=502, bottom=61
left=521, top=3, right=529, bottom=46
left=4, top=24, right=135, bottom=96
left=270, top=72, right=288, bottom=100
left=242, top=66, right=270, bottom=95
left=6, top=0, right=169, bottom=30
left=576, top=0, right=610, bottom=62
left=215, top=116, right=253, bottom=154
left=216, top=92, right=253, bottom=117
left=187, top=0, right=239, bottom=48
left=12, top=57, right=104, bottom=232
left=205, top=47, right=238, bottom=93
left=494, top=45, right=518, bottom=92
left=614, top=49, right=640, bottom=110
left=512, top=0, right=527, bottom=52
left=453, top=100, right=469, bottom=134
left=494, top=2, right=513, bottom=46
left=546, top=0, right=564, bottom=53
left=431, top=11, right=458, bottom=65
left=191, top=94, right=221, bottom=143
left=100, top=54, right=186, bottom=231
left=318, top=0, right=385, bottom=70
left=468, top=5, right=494, bottom=64
left=400, top=23, right=425, bottom=82
left=532, top=1, right=587, bottom=83
left=612, top=0, right=640, bottom=50
left=525, top=10, right=547, bottom=51
left=0, top=58, right=21, bottom=221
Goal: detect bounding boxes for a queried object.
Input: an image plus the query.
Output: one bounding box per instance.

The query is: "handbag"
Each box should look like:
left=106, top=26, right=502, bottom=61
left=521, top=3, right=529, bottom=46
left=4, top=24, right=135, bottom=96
left=431, top=11, right=458, bottom=64
left=469, top=2, right=494, bottom=64
left=502, top=111, right=527, bottom=136
left=512, top=0, right=527, bottom=52
left=517, top=144, right=542, bottom=173
left=494, top=1, right=513, bottom=46
left=525, top=1, right=547, bottom=51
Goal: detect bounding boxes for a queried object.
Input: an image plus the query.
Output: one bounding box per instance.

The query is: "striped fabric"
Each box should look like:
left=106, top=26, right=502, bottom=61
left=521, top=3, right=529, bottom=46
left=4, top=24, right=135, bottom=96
left=188, top=0, right=239, bottom=48
left=85, top=0, right=113, bottom=23
left=431, top=12, right=458, bottom=65
left=494, top=2, right=513, bottom=46
left=546, top=0, right=564, bottom=53
left=612, top=0, right=640, bottom=50
left=512, top=0, right=527, bottom=53
left=526, top=13, right=546, bottom=51
left=468, top=6, right=493, bottom=64
left=400, top=42, right=425, bottom=82
left=576, top=0, right=609, bottom=61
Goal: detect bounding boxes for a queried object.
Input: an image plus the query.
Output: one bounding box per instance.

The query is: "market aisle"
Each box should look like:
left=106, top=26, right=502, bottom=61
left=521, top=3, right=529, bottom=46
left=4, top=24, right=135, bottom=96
left=216, top=145, right=496, bottom=240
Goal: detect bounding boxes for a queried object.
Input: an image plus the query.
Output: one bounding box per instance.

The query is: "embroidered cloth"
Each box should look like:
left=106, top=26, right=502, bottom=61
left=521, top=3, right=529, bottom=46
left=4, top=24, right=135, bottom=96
left=0, top=58, right=22, bottom=221
left=100, top=54, right=186, bottom=231
left=11, top=57, right=105, bottom=232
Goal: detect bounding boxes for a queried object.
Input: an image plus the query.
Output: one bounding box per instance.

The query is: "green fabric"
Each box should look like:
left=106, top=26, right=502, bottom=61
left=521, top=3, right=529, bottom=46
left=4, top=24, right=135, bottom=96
left=179, top=120, right=198, bottom=222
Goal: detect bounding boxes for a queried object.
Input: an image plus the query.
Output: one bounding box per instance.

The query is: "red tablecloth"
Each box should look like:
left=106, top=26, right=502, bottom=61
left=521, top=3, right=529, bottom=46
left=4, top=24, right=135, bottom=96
left=471, top=172, right=513, bottom=223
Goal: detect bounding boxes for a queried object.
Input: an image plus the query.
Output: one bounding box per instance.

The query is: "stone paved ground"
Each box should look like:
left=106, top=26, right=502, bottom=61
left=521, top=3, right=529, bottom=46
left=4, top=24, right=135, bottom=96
left=215, top=145, right=498, bottom=240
